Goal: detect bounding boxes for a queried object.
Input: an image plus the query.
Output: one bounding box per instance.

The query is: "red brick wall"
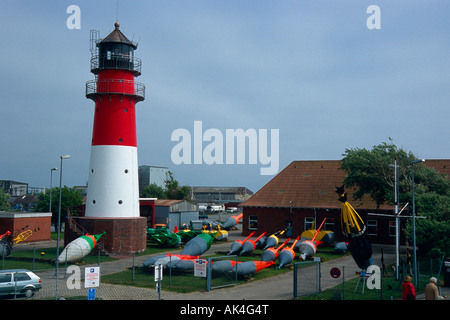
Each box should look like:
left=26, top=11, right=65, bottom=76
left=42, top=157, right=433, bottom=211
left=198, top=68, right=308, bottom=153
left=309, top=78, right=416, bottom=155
left=242, top=207, right=344, bottom=240
left=242, top=207, right=399, bottom=245
left=0, top=214, right=51, bottom=242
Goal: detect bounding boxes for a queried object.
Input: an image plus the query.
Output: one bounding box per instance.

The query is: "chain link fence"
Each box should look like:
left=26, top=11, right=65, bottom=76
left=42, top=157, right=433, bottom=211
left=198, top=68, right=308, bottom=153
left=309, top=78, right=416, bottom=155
left=207, top=255, right=238, bottom=291
left=293, top=260, right=321, bottom=298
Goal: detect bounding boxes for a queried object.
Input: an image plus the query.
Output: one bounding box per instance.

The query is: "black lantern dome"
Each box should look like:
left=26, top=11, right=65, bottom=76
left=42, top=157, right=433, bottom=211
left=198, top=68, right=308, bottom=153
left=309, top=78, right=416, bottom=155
left=90, top=22, right=141, bottom=76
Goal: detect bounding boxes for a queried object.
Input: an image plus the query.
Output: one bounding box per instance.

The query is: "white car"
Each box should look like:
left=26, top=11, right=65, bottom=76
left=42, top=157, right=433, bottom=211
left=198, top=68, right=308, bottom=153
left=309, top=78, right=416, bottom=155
left=0, top=269, right=42, bottom=298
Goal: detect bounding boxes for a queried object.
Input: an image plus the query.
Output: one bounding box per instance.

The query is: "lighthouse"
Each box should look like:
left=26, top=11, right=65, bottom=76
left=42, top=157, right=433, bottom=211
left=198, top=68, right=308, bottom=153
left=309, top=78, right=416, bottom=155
left=69, top=22, right=147, bottom=254
left=85, top=21, right=144, bottom=219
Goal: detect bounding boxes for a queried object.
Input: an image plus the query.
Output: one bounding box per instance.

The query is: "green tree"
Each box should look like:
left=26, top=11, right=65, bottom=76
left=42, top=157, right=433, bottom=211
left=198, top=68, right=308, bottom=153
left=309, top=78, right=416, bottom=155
left=140, top=171, right=191, bottom=200
left=341, top=140, right=450, bottom=257
left=35, top=186, right=83, bottom=230
left=141, top=183, right=165, bottom=199
left=177, top=185, right=191, bottom=200
left=164, top=171, right=191, bottom=200
left=340, top=140, right=417, bottom=208
left=0, top=189, right=10, bottom=211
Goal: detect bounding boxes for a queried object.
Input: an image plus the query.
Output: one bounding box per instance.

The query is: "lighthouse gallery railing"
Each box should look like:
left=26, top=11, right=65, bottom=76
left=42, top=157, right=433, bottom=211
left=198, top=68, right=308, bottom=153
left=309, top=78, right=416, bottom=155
left=85, top=79, right=145, bottom=102
left=90, top=54, right=142, bottom=76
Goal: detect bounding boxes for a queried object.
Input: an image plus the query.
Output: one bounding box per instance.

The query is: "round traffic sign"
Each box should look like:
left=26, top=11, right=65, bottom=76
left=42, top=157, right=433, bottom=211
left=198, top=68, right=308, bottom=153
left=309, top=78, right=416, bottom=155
left=330, top=267, right=341, bottom=279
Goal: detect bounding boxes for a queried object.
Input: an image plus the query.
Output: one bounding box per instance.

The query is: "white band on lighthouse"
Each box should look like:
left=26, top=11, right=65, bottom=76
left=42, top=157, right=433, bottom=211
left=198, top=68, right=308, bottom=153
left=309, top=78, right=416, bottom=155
left=85, top=145, right=140, bottom=218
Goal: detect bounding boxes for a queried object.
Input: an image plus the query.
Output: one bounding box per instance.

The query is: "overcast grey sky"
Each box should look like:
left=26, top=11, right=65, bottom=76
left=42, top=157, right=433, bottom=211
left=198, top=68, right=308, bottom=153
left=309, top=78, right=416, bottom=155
left=0, top=1, right=449, bottom=193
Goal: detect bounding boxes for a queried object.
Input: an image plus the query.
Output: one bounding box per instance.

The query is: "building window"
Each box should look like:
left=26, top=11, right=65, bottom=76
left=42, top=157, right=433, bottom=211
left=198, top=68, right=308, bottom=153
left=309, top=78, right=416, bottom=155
left=249, top=216, right=258, bottom=230
left=389, top=220, right=396, bottom=237
left=305, top=217, right=314, bottom=231
left=325, top=218, right=335, bottom=232
left=367, top=219, right=378, bottom=236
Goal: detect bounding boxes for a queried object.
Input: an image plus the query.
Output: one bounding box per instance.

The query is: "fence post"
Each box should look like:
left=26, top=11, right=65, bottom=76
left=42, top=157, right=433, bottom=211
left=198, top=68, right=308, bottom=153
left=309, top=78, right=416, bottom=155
left=32, top=247, right=36, bottom=272
left=169, top=254, right=172, bottom=287
left=318, top=260, right=321, bottom=293
left=98, top=250, right=101, bottom=300
left=207, top=257, right=212, bottom=292
left=293, top=263, right=298, bottom=298
left=132, top=252, right=135, bottom=283
left=342, top=266, right=345, bottom=300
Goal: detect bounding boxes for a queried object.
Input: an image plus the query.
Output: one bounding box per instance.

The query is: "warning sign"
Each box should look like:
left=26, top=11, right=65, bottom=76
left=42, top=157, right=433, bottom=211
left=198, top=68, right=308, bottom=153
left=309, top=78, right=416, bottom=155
left=194, top=259, right=207, bottom=277
left=85, top=267, right=100, bottom=288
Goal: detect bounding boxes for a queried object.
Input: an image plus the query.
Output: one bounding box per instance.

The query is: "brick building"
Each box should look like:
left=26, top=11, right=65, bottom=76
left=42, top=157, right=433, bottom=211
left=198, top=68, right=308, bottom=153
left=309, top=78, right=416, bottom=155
left=240, top=159, right=449, bottom=245
left=0, top=212, right=52, bottom=242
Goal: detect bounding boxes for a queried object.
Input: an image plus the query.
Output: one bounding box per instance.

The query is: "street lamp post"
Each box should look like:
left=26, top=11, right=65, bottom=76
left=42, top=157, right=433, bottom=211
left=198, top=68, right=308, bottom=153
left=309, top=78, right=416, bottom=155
left=49, top=168, right=58, bottom=213
left=389, top=160, right=400, bottom=280
left=55, top=154, right=71, bottom=299
left=411, top=158, right=425, bottom=287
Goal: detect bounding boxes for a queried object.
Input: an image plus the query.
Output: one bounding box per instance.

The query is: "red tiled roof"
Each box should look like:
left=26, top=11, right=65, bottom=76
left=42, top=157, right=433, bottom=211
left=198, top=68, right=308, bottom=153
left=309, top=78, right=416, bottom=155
left=240, top=160, right=389, bottom=210
left=241, top=159, right=450, bottom=211
left=424, top=159, right=450, bottom=178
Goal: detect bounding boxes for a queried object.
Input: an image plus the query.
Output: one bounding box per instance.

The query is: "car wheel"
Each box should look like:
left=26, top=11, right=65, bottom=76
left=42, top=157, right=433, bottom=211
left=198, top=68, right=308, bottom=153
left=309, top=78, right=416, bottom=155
left=24, top=288, right=35, bottom=298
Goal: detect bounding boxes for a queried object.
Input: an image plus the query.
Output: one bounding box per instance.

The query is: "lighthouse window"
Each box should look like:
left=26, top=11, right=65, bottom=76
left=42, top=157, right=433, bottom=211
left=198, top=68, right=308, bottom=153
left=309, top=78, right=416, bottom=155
left=118, top=200, right=123, bottom=205
left=92, top=200, right=96, bottom=204
left=124, top=169, right=129, bottom=174
left=119, top=138, right=123, bottom=143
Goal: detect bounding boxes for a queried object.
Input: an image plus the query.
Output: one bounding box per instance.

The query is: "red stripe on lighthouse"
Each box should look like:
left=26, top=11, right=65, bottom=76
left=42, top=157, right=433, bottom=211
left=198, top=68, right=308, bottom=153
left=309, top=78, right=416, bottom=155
left=91, top=69, right=137, bottom=147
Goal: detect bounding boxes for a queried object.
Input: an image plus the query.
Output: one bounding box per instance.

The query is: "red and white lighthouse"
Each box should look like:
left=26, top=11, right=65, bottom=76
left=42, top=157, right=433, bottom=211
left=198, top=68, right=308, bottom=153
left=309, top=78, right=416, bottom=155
left=76, top=22, right=147, bottom=253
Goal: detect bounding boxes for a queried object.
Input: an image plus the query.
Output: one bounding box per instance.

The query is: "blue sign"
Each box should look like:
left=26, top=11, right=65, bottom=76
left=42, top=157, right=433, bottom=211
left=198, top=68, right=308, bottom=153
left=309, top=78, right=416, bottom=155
left=88, top=288, right=96, bottom=300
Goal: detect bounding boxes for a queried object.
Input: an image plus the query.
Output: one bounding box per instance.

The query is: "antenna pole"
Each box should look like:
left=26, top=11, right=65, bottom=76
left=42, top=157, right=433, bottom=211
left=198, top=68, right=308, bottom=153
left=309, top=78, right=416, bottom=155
left=116, top=0, right=119, bottom=22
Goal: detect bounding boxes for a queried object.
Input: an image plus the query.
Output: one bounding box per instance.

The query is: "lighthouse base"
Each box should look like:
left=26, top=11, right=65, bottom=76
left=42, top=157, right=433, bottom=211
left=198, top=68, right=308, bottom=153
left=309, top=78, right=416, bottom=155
left=65, top=216, right=147, bottom=256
